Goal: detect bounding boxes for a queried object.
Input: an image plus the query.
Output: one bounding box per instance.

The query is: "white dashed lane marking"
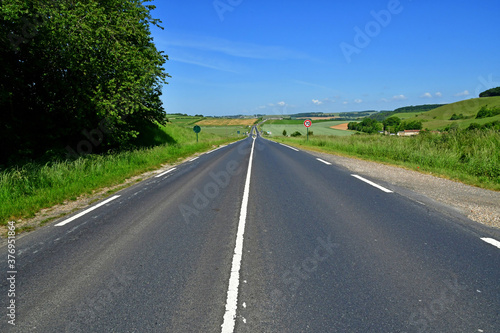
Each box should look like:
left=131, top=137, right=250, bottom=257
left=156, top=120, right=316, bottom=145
left=351, top=174, right=393, bottom=193
left=481, top=238, right=500, bottom=249
left=55, top=195, right=121, bottom=227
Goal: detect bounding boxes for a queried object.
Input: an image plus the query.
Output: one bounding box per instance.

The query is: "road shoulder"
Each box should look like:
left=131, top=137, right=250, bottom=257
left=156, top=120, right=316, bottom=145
left=303, top=149, right=500, bottom=231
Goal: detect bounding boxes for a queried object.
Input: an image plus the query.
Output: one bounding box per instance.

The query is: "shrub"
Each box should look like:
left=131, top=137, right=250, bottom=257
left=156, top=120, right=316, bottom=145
left=450, top=113, right=465, bottom=120
left=476, top=105, right=500, bottom=119
left=290, top=131, right=302, bottom=137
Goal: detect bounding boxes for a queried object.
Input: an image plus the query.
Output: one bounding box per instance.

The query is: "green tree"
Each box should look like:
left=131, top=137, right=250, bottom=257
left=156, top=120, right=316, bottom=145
left=479, top=87, right=500, bottom=97
left=1, top=0, right=169, bottom=164
left=383, top=116, right=401, bottom=132
left=282, top=129, right=287, bottom=136
left=398, top=120, right=423, bottom=131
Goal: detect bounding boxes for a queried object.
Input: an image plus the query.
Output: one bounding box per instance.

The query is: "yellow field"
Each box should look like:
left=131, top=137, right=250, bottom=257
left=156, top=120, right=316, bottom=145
left=195, top=118, right=257, bottom=126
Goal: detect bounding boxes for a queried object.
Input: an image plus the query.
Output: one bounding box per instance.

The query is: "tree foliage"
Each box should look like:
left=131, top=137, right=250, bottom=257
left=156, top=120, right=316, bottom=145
left=479, top=87, right=500, bottom=97
left=398, top=120, right=423, bottom=131
left=476, top=106, right=500, bottom=119
left=348, top=118, right=382, bottom=133
left=1, top=0, right=169, bottom=165
left=382, top=116, right=401, bottom=131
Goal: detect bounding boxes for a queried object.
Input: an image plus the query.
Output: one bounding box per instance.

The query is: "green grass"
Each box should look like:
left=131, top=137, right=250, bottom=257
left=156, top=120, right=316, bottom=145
left=0, top=122, right=238, bottom=226
left=261, top=120, right=354, bottom=137
left=273, top=130, right=500, bottom=190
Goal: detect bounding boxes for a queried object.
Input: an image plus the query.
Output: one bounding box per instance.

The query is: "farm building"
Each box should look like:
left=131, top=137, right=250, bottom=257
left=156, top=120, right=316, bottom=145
left=397, top=130, right=421, bottom=136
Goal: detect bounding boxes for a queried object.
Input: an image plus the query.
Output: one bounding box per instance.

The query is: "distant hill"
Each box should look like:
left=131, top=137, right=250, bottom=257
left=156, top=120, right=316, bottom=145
left=412, top=96, right=500, bottom=130
left=369, top=104, right=446, bottom=121
left=287, top=111, right=380, bottom=119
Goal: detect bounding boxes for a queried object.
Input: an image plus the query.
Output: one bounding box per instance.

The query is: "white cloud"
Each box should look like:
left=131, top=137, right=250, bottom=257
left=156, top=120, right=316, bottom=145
left=435, top=92, right=442, bottom=97
left=277, top=101, right=286, bottom=106
left=163, top=34, right=313, bottom=61
left=343, top=101, right=349, bottom=105
left=421, top=92, right=433, bottom=98
left=312, top=99, right=323, bottom=105
left=380, top=98, right=389, bottom=102
left=170, top=54, right=240, bottom=73
left=354, top=99, right=363, bottom=104
left=393, top=94, right=407, bottom=101
left=455, top=90, right=470, bottom=97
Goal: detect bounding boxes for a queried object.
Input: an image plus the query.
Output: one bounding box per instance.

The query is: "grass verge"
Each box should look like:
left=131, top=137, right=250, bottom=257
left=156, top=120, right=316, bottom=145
left=272, top=129, right=500, bottom=191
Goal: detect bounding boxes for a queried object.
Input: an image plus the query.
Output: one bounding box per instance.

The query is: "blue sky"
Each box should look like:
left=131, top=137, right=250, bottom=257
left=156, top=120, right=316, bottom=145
left=149, top=0, right=500, bottom=116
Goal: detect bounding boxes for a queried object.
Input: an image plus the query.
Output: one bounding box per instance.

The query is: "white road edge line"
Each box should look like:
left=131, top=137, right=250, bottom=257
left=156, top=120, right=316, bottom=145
left=351, top=174, right=393, bottom=193
left=221, top=137, right=256, bottom=333
left=155, top=167, right=177, bottom=178
left=206, top=146, right=225, bottom=154
left=316, top=158, right=332, bottom=165
left=279, top=143, right=299, bottom=151
left=481, top=238, right=500, bottom=249
left=55, top=195, right=121, bottom=227
left=189, top=157, right=199, bottom=162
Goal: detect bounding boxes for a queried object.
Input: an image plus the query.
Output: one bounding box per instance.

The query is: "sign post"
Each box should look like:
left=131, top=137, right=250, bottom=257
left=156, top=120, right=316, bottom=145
left=304, top=119, right=312, bottom=141
left=193, top=125, right=201, bottom=142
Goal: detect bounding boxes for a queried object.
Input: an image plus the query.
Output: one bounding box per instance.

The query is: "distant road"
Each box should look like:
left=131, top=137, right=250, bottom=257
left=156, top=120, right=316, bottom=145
left=2, top=127, right=499, bottom=332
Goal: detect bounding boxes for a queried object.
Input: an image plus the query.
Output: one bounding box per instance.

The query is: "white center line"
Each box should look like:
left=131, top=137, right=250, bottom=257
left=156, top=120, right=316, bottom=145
left=351, top=174, right=393, bottom=193
left=316, top=158, right=332, bottom=165
left=155, top=167, right=177, bottom=178
left=221, top=137, right=256, bottom=333
left=55, top=195, right=121, bottom=227
left=481, top=238, right=500, bottom=249
left=279, top=143, right=299, bottom=151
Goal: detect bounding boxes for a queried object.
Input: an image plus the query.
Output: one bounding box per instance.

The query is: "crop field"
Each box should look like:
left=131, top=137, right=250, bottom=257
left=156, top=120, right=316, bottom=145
left=199, top=126, right=250, bottom=137
left=195, top=118, right=258, bottom=126
left=166, top=116, right=203, bottom=126
left=261, top=120, right=354, bottom=137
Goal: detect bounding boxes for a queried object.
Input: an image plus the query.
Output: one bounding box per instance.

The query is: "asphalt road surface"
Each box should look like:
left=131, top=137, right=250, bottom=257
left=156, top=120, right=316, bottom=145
left=2, top=127, right=500, bottom=332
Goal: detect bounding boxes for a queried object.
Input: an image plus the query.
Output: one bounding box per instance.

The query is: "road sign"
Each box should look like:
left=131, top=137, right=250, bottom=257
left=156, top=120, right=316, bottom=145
left=304, top=120, right=312, bottom=128
left=193, top=125, right=201, bottom=142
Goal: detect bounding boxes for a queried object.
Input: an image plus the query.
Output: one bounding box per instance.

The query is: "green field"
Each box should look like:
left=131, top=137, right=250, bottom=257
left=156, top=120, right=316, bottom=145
left=261, top=120, right=354, bottom=137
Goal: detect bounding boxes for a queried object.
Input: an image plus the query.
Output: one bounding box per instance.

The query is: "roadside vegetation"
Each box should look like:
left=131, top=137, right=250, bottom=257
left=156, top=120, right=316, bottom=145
left=273, top=129, right=500, bottom=191
left=0, top=3, right=249, bottom=228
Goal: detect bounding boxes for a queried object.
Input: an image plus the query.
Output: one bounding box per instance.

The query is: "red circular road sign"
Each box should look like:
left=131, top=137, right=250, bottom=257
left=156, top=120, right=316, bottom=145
left=304, top=120, right=312, bottom=128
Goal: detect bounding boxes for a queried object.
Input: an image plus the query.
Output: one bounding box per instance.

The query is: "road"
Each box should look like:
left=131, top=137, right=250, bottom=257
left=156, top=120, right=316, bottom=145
left=2, top=127, right=500, bottom=332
